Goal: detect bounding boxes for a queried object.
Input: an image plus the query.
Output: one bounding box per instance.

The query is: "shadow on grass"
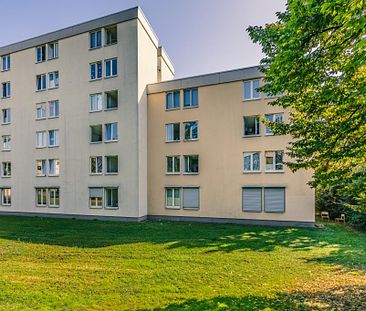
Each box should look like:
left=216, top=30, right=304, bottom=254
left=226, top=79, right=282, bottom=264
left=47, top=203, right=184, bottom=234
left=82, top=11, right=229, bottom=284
left=0, top=216, right=365, bottom=270
left=149, top=284, right=366, bottom=310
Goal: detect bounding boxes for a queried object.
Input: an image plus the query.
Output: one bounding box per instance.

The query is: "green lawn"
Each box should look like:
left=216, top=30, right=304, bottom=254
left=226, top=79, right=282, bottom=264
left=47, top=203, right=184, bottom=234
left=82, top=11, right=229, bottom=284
left=0, top=217, right=365, bottom=310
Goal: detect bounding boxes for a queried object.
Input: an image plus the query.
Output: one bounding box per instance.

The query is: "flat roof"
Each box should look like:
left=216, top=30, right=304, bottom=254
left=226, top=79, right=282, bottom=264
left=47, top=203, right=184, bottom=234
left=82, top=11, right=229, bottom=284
left=147, top=65, right=263, bottom=94
left=0, top=7, right=140, bottom=56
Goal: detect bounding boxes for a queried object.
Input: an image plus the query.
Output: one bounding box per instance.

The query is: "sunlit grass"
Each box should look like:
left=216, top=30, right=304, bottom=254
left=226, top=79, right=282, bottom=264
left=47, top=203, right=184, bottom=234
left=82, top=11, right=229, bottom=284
left=0, top=216, right=364, bottom=310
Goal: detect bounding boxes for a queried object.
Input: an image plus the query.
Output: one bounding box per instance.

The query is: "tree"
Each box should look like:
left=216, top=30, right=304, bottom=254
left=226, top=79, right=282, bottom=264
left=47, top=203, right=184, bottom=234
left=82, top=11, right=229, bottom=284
left=247, top=0, right=366, bottom=210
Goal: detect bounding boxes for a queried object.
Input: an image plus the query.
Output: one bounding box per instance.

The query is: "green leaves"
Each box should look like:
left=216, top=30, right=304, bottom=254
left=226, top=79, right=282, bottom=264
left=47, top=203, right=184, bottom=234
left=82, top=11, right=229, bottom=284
left=248, top=0, right=366, bottom=211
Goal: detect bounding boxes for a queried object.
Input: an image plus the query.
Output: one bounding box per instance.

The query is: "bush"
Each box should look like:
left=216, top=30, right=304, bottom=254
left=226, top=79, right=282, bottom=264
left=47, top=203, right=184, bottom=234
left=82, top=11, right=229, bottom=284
left=316, top=187, right=366, bottom=230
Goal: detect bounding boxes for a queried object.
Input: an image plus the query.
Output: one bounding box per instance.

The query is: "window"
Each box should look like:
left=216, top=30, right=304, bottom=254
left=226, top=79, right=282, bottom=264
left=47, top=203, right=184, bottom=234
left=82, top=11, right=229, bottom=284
left=2, top=82, right=10, bottom=98
left=89, top=188, right=103, bottom=208
left=265, top=151, right=284, bottom=172
left=166, top=156, right=180, bottom=174
left=36, top=188, right=47, bottom=207
left=184, top=155, right=199, bottom=174
left=49, top=188, right=60, bottom=207
left=48, top=71, right=59, bottom=89
left=183, top=89, right=198, bottom=108
left=242, top=188, right=262, bottom=212
left=1, top=188, right=11, bottom=206
left=243, top=152, right=260, bottom=172
left=2, top=135, right=11, bottom=151
left=48, top=42, right=59, bottom=59
left=1, top=55, right=10, bottom=71
left=36, top=103, right=47, bottom=119
left=243, top=79, right=260, bottom=100
left=184, top=121, right=199, bottom=140
left=90, top=94, right=103, bottom=112
left=264, top=188, right=285, bottom=213
left=165, top=187, right=180, bottom=209
left=90, top=30, right=102, bottom=49
left=105, top=90, right=118, bottom=109
left=36, top=74, right=46, bottom=91
left=36, top=131, right=47, bottom=148
left=265, top=113, right=284, bottom=135
left=106, top=156, right=118, bottom=174
left=183, top=187, right=200, bottom=209
left=90, top=62, right=102, bottom=80
left=49, top=100, right=60, bottom=118
left=105, top=123, right=118, bottom=142
left=49, top=159, right=60, bottom=176
left=105, top=188, right=118, bottom=209
left=49, top=130, right=60, bottom=147
left=105, top=25, right=118, bottom=45
left=36, top=45, right=46, bottom=62
left=244, top=116, right=260, bottom=136
left=90, top=125, right=102, bottom=143
left=2, top=162, right=11, bottom=177
left=166, top=91, right=180, bottom=110
left=105, top=58, right=117, bottom=77
left=36, top=160, right=47, bottom=176
left=165, top=123, right=180, bottom=142
left=90, top=156, right=103, bottom=174
left=2, top=109, right=11, bottom=124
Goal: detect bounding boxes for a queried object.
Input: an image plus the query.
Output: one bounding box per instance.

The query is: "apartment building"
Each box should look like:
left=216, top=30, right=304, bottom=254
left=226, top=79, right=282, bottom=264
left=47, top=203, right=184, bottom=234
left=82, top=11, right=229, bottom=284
left=0, top=7, right=314, bottom=226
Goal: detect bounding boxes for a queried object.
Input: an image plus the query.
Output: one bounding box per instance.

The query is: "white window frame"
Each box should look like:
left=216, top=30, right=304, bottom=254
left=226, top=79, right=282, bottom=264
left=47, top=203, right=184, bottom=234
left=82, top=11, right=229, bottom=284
left=90, top=93, right=103, bottom=112
left=48, top=71, right=59, bottom=89
left=105, top=155, right=118, bottom=174
left=2, top=135, right=11, bottom=151
left=243, top=152, right=261, bottom=173
left=48, top=42, right=59, bottom=60
left=36, top=103, right=47, bottom=120
left=36, top=159, right=47, bottom=176
left=243, top=79, right=260, bottom=100
left=1, top=55, right=10, bottom=71
left=36, top=131, right=47, bottom=148
left=48, top=130, right=60, bottom=147
left=184, top=121, right=199, bottom=141
left=243, top=116, right=260, bottom=137
left=1, top=188, right=11, bottom=206
left=2, top=109, right=11, bottom=124
left=2, top=162, right=11, bottom=177
left=165, top=187, right=181, bottom=209
left=165, top=91, right=180, bottom=110
left=265, top=113, right=284, bottom=135
left=166, top=156, right=181, bottom=175
left=265, top=151, right=284, bottom=172
left=104, top=188, right=118, bottom=209
left=49, top=188, right=60, bottom=208
left=49, top=159, right=60, bottom=176
left=36, top=74, right=46, bottom=91
left=90, top=156, right=103, bottom=175
left=36, top=45, right=46, bottom=63
left=165, top=123, right=180, bottom=142
left=49, top=100, right=60, bottom=118
left=2, top=82, right=10, bottom=98
left=183, top=155, right=199, bottom=174
left=104, top=58, right=118, bottom=78
left=90, top=29, right=102, bottom=49
left=105, top=123, right=118, bottom=142
left=90, top=62, right=102, bottom=80
left=36, top=188, right=47, bottom=207
left=89, top=187, right=103, bottom=209
left=183, top=88, right=199, bottom=108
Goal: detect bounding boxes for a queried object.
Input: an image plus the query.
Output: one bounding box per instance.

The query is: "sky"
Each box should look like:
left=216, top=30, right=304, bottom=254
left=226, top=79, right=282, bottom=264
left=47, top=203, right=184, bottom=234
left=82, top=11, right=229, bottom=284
left=0, top=0, right=286, bottom=78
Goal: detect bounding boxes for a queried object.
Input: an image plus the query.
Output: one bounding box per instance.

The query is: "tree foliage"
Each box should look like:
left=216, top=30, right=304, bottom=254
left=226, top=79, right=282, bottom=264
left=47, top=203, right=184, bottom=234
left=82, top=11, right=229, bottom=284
left=247, top=0, right=366, bottom=210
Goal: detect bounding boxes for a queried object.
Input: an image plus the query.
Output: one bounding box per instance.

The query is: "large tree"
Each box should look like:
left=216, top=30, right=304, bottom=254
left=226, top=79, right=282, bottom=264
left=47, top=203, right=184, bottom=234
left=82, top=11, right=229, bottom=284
left=247, top=0, right=366, bottom=209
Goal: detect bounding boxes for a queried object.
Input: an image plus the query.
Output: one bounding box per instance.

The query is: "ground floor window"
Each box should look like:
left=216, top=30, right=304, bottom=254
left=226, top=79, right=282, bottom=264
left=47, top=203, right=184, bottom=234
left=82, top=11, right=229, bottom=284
left=36, top=188, right=47, bottom=207
left=242, top=187, right=285, bottom=213
left=89, top=187, right=103, bottom=208
left=165, top=187, right=200, bottom=210
left=49, top=188, right=60, bottom=207
left=105, top=188, right=118, bottom=209
left=1, top=188, right=11, bottom=206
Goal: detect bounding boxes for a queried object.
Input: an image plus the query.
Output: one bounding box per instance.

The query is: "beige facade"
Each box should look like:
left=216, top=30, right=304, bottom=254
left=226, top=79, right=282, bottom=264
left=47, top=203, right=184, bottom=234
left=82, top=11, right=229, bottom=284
left=0, top=7, right=314, bottom=226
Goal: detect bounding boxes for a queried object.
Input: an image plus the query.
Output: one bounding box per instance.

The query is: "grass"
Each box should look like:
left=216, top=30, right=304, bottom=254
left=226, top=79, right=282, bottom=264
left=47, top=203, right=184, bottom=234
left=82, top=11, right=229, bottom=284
left=0, top=216, right=365, bottom=310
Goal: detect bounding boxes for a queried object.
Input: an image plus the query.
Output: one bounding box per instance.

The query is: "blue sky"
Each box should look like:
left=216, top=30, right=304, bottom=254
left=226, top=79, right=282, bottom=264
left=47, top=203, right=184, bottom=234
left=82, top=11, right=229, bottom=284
left=0, top=0, right=286, bottom=78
